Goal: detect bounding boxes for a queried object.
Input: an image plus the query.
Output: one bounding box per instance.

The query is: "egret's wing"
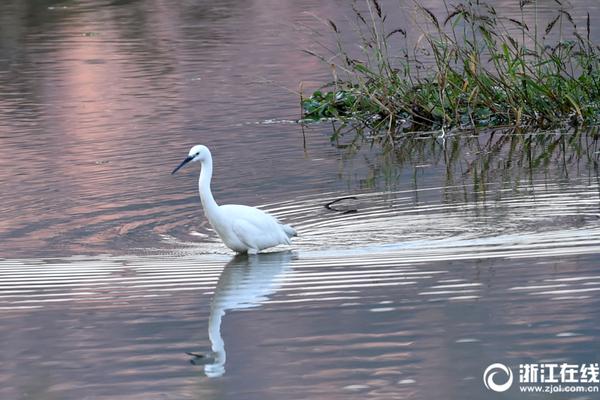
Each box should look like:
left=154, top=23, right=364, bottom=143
left=231, top=219, right=261, bottom=250
left=225, top=205, right=294, bottom=250
left=232, top=217, right=288, bottom=251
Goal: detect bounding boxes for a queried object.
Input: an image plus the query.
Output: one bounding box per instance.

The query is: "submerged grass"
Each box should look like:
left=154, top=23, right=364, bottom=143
left=301, top=0, right=600, bottom=142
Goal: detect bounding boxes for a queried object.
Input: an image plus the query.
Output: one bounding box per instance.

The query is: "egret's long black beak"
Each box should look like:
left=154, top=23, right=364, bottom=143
left=172, top=156, right=193, bottom=175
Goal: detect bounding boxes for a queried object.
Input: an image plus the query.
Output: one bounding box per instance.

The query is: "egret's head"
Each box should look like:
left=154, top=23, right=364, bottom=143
left=171, top=145, right=210, bottom=174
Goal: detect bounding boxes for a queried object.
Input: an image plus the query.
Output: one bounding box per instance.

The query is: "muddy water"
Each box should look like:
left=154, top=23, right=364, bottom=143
left=1, top=1, right=600, bottom=399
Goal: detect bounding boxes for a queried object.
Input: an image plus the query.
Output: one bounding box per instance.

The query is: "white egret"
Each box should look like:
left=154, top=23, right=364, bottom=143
left=172, top=145, right=297, bottom=254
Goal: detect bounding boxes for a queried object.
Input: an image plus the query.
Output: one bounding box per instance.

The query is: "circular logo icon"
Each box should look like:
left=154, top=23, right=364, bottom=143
left=483, top=363, right=514, bottom=392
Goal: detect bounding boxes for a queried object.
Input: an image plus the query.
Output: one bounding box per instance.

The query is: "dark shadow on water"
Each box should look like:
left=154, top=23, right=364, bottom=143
left=190, top=251, right=294, bottom=378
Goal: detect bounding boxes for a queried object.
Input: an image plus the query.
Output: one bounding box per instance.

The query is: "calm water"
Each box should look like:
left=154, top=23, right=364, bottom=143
left=1, top=1, right=600, bottom=399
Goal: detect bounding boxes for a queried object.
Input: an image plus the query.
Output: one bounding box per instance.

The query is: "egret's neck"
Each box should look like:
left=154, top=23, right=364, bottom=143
left=198, top=157, right=219, bottom=216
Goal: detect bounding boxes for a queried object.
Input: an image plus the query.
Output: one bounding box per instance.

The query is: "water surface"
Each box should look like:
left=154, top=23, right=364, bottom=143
left=1, top=1, right=600, bottom=399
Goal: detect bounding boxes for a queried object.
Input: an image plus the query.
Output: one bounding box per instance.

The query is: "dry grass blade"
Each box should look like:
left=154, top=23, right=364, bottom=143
left=507, top=18, right=529, bottom=31
left=328, top=19, right=339, bottom=33
left=372, top=0, right=382, bottom=18
left=444, top=8, right=464, bottom=26
left=417, top=4, right=440, bottom=30
left=559, top=9, right=576, bottom=27
left=545, top=14, right=560, bottom=35
left=352, top=3, right=367, bottom=25
left=386, top=28, right=406, bottom=39
left=587, top=12, right=591, bottom=43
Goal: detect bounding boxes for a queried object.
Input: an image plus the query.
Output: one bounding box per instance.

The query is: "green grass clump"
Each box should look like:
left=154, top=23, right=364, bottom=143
left=301, top=0, right=600, bottom=140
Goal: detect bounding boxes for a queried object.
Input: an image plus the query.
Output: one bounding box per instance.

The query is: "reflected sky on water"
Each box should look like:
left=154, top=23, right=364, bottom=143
left=0, top=1, right=599, bottom=399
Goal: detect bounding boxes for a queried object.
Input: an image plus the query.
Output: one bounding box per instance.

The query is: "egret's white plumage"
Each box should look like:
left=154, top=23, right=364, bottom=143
left=172, top=145, right=296, bottom=254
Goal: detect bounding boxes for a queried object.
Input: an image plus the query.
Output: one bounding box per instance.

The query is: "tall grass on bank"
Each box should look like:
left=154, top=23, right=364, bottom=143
left=301, top=0, right=600, bottom=140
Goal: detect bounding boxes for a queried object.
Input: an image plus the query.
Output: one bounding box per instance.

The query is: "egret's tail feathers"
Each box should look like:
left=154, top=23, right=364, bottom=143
left=281, top=224, right=297, bottom=238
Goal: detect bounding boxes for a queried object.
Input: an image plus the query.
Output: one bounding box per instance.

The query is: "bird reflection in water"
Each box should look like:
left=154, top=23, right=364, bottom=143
left=190, top=251, right=293, bottom=377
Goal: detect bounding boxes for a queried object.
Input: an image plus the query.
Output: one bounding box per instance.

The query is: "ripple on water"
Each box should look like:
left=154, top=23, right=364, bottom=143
left=0, top=179, right=599, bottom=399
left=1, top=242, right=599, bottom=399
left=161, top=178, right=600, bottom=261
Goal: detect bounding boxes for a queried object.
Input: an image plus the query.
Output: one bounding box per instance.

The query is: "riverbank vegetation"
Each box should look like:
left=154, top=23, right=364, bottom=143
left=301, top=0, right=600, bottom=142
